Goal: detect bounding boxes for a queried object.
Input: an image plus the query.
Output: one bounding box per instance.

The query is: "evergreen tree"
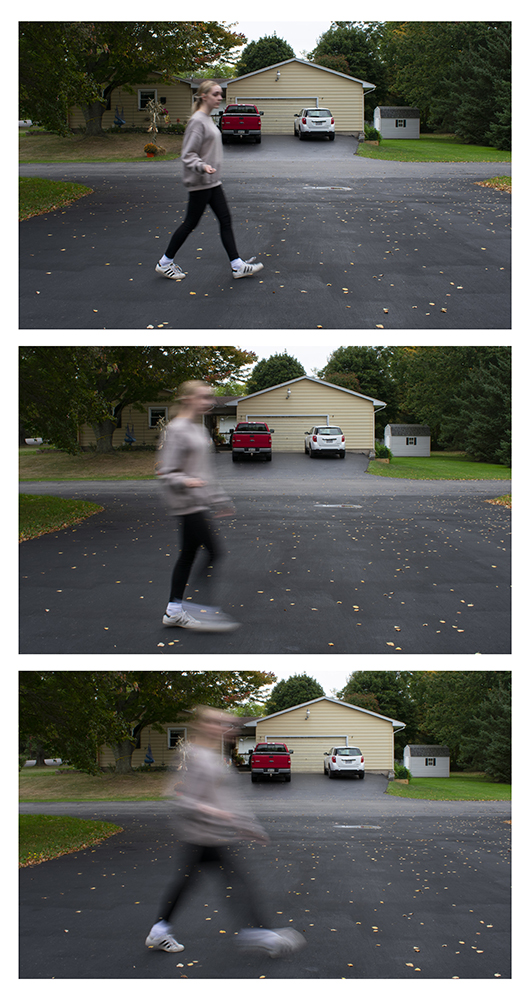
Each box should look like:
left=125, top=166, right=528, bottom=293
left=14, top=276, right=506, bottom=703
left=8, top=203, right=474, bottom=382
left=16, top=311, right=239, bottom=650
left=235, top=34, right=295, bottom=75
left=265, top=674, right=325, bottom=715
left=440, top=347, right=511, bottom=464
left=245, top=352, right=305, bottom=395
left=337, top=670, right=416, bottom=755
left=309, top=21, right=386, bottom=117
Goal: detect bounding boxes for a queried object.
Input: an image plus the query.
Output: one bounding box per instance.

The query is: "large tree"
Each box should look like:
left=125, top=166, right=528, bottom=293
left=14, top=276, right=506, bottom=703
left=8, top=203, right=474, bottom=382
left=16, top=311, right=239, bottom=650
left=337, top=670, right=417, bottom=755
left=235, top=34, right=295, bottom=76
left=20, top=21, right=245, bottom=136
left=19, top=670, right=275, bottom=774
left=309, top=22, right=386, bottom=117
left=264, top=674, right=325, bottom=715
left=19, top=345, right=256, bottom=453
left=245, top=352, right=305, bottom=395
left=318, top=346, right=399, bottom=436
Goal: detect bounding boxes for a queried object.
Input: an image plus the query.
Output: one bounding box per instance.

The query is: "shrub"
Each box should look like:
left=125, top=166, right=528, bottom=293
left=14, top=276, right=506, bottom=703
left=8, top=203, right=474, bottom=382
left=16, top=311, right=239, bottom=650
left=375, top=442, right=392, bottom=459
left=364, top=125, right=381, bottom=141
left=393, top=763, right=411, bottom=780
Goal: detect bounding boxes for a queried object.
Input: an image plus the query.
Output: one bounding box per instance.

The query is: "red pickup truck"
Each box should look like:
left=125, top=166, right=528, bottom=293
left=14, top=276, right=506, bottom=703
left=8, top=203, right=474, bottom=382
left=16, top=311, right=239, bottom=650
left=250, top=742, right=292, bottom=783
left=220, top=104, right=263, bottom=144
left=231, top=422, right=274, bottom=462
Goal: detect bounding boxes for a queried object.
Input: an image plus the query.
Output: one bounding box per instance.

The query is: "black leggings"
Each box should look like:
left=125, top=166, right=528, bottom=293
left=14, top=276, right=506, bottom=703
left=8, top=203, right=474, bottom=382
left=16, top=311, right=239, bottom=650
left=169, top=510, right=220, bottom=603
left=157, top=842, right=267, bottom=928
left=165, top=185, right=238, bottom=261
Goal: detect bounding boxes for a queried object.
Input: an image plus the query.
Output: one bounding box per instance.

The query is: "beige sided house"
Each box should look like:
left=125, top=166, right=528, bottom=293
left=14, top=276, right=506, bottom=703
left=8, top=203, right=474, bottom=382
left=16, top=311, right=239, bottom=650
left=237, top=376, right=386, bottom=454
left=226, top=58, right=375, bottom=136
left=77, top=394, right=175, bottom=449
left=67, top=74, right=193, bottom=131
left=252, top=697, right=405, bottom=774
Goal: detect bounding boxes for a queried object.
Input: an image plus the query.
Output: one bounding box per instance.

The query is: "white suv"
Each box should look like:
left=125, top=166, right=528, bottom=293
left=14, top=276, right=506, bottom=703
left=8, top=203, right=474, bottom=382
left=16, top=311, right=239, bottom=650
left=294, top=108, right=335, bottom=140
left=305, top=425, right=345, bottom=458
left=324, top=746, right=365, bottom=779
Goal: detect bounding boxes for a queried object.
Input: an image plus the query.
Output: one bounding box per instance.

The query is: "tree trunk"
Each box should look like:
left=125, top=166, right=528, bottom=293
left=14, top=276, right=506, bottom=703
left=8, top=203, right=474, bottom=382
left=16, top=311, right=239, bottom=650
left=80, top=100, right=107, bottom=136
left=91, top=419, right=116, bottom=453
left=110, top=740, right=136, bottom=773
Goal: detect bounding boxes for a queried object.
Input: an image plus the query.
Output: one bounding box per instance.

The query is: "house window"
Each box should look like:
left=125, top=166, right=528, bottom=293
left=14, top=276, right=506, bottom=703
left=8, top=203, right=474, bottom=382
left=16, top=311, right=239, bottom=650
left=395, top=119, right=407, bottom=127
left=406, top=437, right=417, bottom=446
left=168, top=727, right=187, bottom=748
left=138, top=89, right=157, bottom=110
left=149, top=406, right=168, bottom=429
left=425, top=757, right=436, bottom=766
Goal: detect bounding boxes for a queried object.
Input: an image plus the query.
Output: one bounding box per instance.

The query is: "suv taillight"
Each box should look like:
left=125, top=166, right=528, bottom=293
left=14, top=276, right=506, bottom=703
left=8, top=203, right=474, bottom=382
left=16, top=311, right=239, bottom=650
left=331, top=755, right=336, bottom=763
left=302, top=116, right=307, bottom=124
left=312, top=435, right=317, bottom=442
left=341, top=435, right=345, bottom=442
left=361, top=756, right=364, bottom=763
left=331, top=118, right=334, bottom=124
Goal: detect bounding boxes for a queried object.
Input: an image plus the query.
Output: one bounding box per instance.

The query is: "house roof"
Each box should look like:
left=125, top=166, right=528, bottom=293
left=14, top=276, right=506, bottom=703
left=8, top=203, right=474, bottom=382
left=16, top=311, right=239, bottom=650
left=405, top=745, right=450, bottom=756
left=386, top=424, right=430, bottom=436
left=247, top=695, right=405, bottom=728
left=240, top=376, right=386, bottom=408
left=376, top=106, right=420, bottom=118
left=229, top=58, right=375, bottom=91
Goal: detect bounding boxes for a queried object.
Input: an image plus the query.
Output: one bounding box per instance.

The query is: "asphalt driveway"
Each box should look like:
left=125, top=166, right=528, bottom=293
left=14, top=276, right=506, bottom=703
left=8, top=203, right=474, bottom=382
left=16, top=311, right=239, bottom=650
left=19, top=136, right=511, bottom=329
left=19, top=455, right=511, bottom=655
left=19, top=774, right=511, bottom=979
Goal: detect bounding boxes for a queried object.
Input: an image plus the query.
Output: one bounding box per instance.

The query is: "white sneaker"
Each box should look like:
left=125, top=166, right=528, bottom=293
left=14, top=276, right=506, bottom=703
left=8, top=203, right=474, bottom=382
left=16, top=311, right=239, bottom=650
left=162, top=608, right=239, bottom=631
left=236, top=927, right=306, bottom=957
left=155, top=261, right=187, bottom=280
left=145, top=931, right=184, bottom=953
left=232, top=259, right=263, bottom=279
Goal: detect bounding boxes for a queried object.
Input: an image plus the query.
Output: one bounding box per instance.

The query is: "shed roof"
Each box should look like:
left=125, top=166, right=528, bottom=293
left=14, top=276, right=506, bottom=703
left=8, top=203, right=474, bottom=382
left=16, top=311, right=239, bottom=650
left=386, top=424, right=430, bottom=436
left=405, top=745, right=450, bottom=756
left=376, top=106, right=420, bottom=118
left=229, top=58, right=375, bottom=91
left=248, top=695, right=405, bottom=728
left=240, top=376, right=386, bottom=408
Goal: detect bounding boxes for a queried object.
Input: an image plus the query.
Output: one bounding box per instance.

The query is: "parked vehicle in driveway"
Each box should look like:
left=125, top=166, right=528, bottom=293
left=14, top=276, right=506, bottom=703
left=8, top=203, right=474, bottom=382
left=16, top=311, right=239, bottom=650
left=220, top=104, right=263, bottom=144
left=232, top=422, right=274, bottom=462
left=294, top=108, right=335, bottom=140
left=304, top=425, right=345, bottom=458
left=251, top=742, right=292, bottom=782
left=324, top=746, right=365, bottom=778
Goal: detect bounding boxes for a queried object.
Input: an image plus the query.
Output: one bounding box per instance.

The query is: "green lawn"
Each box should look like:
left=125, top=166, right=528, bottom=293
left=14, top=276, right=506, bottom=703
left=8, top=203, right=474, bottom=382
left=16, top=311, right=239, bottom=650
left=19, top=445, right=158, bottom=481
left=368, top=452, right=511, bottom=481
left=19, top=129, right=183, bottom=164
left=20, top=493, right=104, bottom=541
left=386, top=773, right=510, bottom=801
left=19, top=814, right=122, bottom=866
left=19, top=766, right=174, bottom=802
left=19, top=176, right=93, bottom=220
left=358, top=134, right=511, bottom=163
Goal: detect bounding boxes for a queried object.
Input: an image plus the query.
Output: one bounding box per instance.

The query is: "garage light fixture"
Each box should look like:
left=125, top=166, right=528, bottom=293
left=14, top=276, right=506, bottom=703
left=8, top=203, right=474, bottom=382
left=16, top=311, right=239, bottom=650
left=286, top=388, right=291, bottom=398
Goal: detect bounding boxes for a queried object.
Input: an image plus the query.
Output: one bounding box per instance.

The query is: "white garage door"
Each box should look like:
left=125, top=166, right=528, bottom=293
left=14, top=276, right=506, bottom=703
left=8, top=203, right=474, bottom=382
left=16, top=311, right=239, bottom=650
left=233, top=98, right=318, bottom=134
left=245, top=414, right=328, bottom=452
left=262, top=736, right=349, bottom=772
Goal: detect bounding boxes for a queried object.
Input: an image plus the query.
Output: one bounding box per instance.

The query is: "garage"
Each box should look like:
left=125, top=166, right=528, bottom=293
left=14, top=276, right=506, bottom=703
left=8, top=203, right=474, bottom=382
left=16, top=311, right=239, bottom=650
left=237, top=377, right=386, bottom=454
left=252, top=696, right=405, bottom=774
left=226, top=58, right=374, bottom=136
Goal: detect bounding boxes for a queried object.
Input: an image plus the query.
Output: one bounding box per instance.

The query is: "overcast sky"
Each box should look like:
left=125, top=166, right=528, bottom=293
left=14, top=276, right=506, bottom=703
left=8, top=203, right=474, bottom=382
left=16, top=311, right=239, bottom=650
left=232, top=21, right=332, bottom=60
left=262, top=665, right=351, bottom=698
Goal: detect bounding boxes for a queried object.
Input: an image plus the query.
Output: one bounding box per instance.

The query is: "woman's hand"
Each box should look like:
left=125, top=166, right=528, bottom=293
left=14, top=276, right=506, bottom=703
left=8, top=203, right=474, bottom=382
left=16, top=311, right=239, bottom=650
left=203, top=164, right=216, bottom=174
left=185, top=478, right=206, bottom=488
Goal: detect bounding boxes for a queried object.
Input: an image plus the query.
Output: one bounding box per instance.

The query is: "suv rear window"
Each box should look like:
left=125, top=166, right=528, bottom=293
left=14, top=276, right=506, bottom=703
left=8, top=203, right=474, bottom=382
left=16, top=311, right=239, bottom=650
left=335, top=748, right=361, bottom=756
left=307, top=109, right=331, bottom=117
left=316, top=427, right=342, bottom=435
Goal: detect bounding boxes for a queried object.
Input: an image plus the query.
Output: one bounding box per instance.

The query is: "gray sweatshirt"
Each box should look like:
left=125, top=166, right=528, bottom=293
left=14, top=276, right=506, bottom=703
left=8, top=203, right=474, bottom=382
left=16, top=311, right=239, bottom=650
left=169, top=744, right=267, bottom=845
left=157, top=417, right=230, bottom=515
left=181, top=113, right=223, bottom=191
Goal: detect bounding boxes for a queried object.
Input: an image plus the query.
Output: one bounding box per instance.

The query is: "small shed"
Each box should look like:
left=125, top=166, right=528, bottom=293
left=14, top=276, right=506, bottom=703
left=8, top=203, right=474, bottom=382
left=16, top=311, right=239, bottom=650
left=384, top=424, right=431, bottom=457
left=373, top=106, right=420, bottom=139
left=403, top=745, right=450, bottom=777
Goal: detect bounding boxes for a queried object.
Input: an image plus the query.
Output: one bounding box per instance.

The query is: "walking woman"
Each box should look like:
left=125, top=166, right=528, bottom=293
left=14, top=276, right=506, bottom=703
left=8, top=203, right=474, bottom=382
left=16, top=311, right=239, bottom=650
left=145, top=706, right=306, bottom=958
left=155, top=80, right=263, bottom=281
left=157, top=380, right=238, bottom=632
